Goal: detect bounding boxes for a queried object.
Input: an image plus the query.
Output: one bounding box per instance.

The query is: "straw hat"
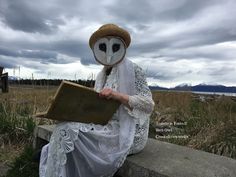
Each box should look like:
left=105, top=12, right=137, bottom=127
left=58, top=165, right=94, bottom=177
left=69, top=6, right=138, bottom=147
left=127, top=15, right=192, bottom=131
left=89, top=24, right=131, bottom=49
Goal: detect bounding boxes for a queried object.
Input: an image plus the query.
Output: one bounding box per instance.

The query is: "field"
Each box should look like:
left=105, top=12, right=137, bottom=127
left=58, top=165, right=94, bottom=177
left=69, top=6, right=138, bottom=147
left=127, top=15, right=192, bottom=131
left=0, top=85, right=236, bottom=176
left=0, top=85, right=55, bottom=177
left=150, top=91, right=236, bottom=159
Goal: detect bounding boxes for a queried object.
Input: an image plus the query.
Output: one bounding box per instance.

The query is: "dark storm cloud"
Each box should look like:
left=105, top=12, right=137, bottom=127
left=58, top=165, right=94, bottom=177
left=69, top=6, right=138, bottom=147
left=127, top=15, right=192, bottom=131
left=0, top=46, right=58, bottom=61
left=128, top=27, right=236, bottom=62
left=0, top=56, right=17, bottom=69
left=48, top=40, right=96, bottom=65
left=156, top=0, right=218, bottom=21
left=0, top=0, right=235, bottom=85
left=146, top=70, right=175, bottom=80
left=0, top=0, right=63, bottom=34
left=171, top=28, right=236, bottom=49
left=0, top=55, right=49, bottom=71
left=203, top=66, right=236, bottom=76
left=0, top=47, right=18, bottom=57
left=20, top=50, right=57, bottom=60
left=108, top=0, right=221, bottom=27
left=0, top=38, right=95, bottom=66
left=149, top=45, right=236, bottom=62
left=0, top=46, right=75, bottom=69
left=129, top=25, right=236, bottom=56
left=1, top=0, right=235, bottom=63
left=147, top=68, right=193, bottom=81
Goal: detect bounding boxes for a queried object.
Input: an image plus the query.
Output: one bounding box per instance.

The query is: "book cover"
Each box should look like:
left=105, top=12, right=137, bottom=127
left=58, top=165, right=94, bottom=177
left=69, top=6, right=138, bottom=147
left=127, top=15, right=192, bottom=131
left=36, top=80, right=120, bottom=125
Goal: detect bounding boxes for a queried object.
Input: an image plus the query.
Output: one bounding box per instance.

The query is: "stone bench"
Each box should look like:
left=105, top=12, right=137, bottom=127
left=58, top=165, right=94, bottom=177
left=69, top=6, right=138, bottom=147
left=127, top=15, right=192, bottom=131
left=34, top=125, right=236, bottom=177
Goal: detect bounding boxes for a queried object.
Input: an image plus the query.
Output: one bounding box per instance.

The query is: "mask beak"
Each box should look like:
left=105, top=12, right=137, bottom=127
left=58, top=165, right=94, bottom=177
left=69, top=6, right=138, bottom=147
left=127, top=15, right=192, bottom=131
left=107, top=55, right=111, bottom=64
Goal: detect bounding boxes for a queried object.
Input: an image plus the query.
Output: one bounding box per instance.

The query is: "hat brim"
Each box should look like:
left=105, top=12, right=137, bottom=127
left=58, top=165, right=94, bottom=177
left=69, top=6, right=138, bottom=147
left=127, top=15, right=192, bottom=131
left=89, top=26, right=131, bottom=49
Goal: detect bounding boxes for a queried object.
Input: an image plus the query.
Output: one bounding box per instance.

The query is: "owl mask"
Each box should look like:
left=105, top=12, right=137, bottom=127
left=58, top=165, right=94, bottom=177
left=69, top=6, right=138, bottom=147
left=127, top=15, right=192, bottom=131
left=89, top=24, right=131, bottom=66
left=92, top=37, right=126, bottom=66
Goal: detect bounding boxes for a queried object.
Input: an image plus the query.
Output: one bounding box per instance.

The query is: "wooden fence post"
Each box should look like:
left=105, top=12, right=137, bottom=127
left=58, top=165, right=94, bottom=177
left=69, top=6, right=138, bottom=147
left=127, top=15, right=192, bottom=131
left=2, top=73, right=9, bottom=93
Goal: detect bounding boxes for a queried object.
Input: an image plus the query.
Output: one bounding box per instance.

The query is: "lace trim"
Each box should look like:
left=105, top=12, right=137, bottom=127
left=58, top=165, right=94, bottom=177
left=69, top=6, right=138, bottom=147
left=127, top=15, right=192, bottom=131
left=103, top=67, right=118, bottom=90
left=127, top=95, right=154, bottom=124
left=39, top=144, right=49, bottom=177
left=129, top=118, right=149, bottom=154
left=126, top=64, right=154, bottom=155
left=125, top=64, right=154, bottom=125
left=133, top=64, right=152, bottom=98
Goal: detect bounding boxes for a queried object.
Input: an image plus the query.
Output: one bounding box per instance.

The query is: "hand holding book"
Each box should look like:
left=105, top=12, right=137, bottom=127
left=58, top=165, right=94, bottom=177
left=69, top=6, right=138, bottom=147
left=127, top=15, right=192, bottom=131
left=99, top=88, right=132, bottom=110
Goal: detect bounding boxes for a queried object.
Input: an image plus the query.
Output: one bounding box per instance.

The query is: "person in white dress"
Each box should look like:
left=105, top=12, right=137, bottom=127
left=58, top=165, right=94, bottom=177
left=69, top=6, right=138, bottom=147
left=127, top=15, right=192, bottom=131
left=39, top=24, right=155, bottom=177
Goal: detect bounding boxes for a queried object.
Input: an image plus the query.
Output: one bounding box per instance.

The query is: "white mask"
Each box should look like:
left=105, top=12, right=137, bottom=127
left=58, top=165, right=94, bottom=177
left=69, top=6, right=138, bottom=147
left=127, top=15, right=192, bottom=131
left=93, top=37, right=126, bottom=66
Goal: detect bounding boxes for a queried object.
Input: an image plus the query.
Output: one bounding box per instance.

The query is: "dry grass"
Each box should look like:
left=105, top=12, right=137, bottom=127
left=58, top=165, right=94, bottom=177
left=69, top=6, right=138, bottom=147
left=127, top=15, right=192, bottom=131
left=0, top=85, right=56, bottom=113
left=0, top=85, right=57, bottom=174
left=151, top=90, right=236, bottom=159
left=0, top=85, right=57, bottom=125
left=0, top=86, right=236, bottom=171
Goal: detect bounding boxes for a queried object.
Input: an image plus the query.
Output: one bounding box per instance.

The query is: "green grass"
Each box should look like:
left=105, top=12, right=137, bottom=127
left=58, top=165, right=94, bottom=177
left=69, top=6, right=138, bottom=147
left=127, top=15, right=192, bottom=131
left=5, top=145, right=39, bottom=177
left=0, top=97, right=36, bottom=144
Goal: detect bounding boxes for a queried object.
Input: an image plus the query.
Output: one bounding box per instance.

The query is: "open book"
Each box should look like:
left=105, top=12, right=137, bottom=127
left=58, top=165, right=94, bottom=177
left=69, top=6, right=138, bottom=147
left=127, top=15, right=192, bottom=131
left=35, top=81, right=120, bottom=125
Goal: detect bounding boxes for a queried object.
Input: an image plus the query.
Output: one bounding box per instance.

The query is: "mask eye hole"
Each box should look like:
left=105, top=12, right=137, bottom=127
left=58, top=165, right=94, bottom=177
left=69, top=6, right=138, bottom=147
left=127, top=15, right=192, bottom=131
left=112, top=44, right=120, bottom=53
left=99, top=43, right=106, bottom=52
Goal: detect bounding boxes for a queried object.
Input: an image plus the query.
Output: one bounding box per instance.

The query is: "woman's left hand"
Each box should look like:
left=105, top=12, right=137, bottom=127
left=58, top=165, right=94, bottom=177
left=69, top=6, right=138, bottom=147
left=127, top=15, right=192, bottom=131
left=99, top=88, right=117, bottom=100
left=99, top=88, right=132, bottom=110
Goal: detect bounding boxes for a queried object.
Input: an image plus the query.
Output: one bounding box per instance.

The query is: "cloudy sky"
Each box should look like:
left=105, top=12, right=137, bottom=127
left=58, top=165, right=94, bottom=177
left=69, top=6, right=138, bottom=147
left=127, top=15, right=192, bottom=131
left=0, top=0, right=236, bottom=87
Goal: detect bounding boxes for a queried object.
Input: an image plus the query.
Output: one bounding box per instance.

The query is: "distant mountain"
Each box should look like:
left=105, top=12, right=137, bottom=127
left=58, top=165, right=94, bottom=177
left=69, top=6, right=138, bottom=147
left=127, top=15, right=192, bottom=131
left=149, top=85, right=169, bottom=91
left=149, top=84, right=236, bottom=93
left=191, top=84, right=236, bottom=93
left=172, top=83, right=192, bottom=91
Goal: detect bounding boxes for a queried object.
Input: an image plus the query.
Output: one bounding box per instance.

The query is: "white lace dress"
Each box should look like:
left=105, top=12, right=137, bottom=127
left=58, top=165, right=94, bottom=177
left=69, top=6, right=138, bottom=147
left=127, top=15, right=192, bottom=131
left=39, top=61, right=154, bottom=177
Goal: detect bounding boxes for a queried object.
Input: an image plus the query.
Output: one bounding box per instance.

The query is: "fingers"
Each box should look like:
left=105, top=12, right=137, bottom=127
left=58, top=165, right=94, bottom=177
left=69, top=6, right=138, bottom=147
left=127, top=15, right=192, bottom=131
left=99, top=88, right=114, bottom=99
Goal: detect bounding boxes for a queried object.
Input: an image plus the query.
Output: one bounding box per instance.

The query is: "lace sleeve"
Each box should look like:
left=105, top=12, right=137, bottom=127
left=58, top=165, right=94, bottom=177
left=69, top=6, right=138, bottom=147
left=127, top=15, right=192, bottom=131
left=126, top=64, right=155, bottom=125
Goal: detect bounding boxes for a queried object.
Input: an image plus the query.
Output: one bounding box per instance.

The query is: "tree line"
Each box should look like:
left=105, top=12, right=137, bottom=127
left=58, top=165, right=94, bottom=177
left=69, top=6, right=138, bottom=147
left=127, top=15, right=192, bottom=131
left=9, top=79, right=95, bottom=88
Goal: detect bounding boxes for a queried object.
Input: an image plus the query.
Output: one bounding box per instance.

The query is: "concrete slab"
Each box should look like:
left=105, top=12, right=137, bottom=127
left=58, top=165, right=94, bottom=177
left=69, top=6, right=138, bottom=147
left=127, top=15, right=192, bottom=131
left=119, top=139, right=236, bottom=177
left=34, top=125, right=236, bottom=177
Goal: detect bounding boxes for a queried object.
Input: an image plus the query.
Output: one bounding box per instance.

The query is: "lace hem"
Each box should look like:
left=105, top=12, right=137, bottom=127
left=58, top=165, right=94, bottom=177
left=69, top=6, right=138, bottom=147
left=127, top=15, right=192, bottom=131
left=129, top=118, right=149, bottom=154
